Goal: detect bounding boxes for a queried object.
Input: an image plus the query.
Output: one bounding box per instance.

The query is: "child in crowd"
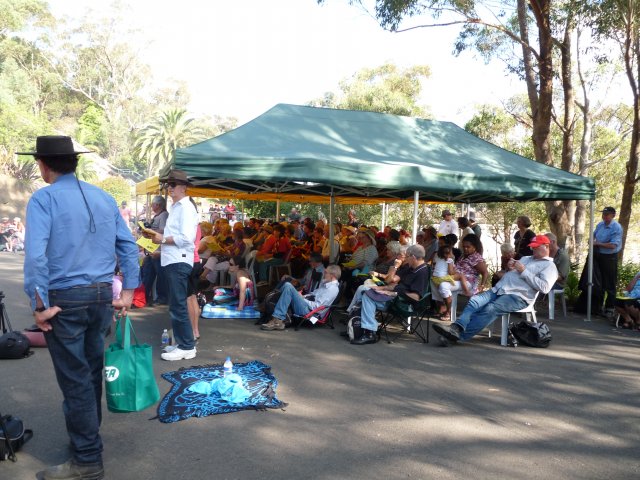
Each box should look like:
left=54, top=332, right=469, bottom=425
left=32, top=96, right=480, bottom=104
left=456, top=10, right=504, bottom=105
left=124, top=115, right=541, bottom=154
left=431, top=245, right=471, bottom=296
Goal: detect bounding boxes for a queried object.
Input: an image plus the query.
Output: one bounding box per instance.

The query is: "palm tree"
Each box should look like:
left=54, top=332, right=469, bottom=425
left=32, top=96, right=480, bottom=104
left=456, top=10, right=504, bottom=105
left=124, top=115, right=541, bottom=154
left=133, top=109, right=206, bottom=177
left=0, top=146, right=42, bottom=191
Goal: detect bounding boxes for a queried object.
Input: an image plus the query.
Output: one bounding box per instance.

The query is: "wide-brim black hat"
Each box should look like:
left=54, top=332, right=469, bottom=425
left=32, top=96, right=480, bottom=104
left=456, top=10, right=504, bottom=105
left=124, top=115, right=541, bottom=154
left=16, top=136, right=92, bottom=157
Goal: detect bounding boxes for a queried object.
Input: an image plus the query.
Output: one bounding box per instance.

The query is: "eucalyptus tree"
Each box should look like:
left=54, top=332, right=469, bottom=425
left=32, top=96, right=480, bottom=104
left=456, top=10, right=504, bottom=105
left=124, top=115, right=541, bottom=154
left=309, top=62, right=431, bottom=117
left=318, top=1, right=625, bottom=256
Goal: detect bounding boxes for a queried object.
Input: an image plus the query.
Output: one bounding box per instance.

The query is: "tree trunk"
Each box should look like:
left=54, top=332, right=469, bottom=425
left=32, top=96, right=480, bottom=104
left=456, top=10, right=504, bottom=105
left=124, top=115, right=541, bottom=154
left=618, top=9, right=640, bottom=262
left=618, top=98, right=639, bottom=261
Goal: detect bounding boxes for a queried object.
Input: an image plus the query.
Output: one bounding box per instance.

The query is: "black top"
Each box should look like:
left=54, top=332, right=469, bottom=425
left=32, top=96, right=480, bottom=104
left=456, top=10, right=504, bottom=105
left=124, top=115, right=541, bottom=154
left=514, top=229, right=536, bottom=259
left=394, top=263, right=430, bottom=297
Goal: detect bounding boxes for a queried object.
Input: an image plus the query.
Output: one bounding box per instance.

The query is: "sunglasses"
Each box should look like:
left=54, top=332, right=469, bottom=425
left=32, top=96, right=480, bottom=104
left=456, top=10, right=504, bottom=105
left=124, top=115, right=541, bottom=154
left=162, top=182, right=184, bottom=189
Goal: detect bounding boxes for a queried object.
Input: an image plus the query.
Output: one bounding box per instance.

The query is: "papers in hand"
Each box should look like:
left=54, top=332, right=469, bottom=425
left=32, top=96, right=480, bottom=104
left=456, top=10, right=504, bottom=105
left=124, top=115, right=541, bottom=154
left=137, top=236, right=159, bottom=253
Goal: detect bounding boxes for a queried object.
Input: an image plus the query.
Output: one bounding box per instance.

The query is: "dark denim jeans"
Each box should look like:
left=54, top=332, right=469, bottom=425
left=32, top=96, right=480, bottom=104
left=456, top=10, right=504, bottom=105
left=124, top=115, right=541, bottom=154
left=152, top=255, right=168, bottom=302
left=45, top=283, right=113, bottom=465
left=164, top=262, right=195, bottom=350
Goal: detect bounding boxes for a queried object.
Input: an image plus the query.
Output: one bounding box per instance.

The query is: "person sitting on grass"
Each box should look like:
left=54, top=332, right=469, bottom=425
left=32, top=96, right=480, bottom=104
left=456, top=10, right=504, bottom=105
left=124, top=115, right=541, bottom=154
left=260, top=264, right=341, bottom=331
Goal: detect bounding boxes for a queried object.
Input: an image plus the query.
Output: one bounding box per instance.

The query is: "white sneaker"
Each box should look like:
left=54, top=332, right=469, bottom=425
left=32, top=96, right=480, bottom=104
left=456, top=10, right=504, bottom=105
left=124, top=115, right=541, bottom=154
left=161, top=347, right=197, bottom=361
left=162, top=345, right=178, bottom=353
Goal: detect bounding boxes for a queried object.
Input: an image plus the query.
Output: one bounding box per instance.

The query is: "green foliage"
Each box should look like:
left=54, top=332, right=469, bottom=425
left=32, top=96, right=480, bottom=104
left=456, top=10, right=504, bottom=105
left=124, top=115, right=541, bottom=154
left=75, top=104, right=107, bottom=154
left=309, top=63, right=431, bottom=117
left=93, top=176, right=132, bottom=205
left=133, top=108, right=207, bottom=177
left=564, top=270, right=581, bottom=306
left=618, top=261, right=640, bottom=293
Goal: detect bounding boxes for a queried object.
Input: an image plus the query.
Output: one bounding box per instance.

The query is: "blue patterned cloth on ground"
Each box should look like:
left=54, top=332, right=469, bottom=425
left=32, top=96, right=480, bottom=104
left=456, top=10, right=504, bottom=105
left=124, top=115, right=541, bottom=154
left=201, top=303, right=261, bottom=319
left=157, top=360, right=287, bottom=422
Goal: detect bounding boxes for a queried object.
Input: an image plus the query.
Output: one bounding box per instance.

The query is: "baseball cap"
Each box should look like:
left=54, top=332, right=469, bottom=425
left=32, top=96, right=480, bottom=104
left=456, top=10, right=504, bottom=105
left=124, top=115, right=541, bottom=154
left=601, top=206, right=616, bottom=215
left=528, top=235, right=550, bottom=248
left=442, top=209, right=452, bottom=217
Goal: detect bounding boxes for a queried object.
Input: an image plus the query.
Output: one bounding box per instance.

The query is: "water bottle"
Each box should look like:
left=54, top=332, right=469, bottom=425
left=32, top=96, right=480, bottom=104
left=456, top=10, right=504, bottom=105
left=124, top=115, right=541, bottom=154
left=223, top=357, right=233, bottom=377
left=161, top=329, right=170, bottom=348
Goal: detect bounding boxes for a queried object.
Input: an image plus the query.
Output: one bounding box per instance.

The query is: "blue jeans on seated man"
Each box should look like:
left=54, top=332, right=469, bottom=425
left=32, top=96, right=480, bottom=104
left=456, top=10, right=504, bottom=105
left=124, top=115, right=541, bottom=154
left=454, top=290, right=528, bottom=341
left=164, top=262, right=196, bottom=350
left=273, top=282, right=311, bottom=320
left=46, top=283, right=113, bottom=465
left=360, top=294, right=392, bottom=331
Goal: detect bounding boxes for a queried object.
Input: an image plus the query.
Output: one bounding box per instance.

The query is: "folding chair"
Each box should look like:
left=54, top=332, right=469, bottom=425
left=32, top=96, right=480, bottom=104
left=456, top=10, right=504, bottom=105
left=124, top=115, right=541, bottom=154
left=378, top=274, right=433, bottom=343
left=291, top=281, right=346, bottom=331
left=377, top=291, right=432, bottom=343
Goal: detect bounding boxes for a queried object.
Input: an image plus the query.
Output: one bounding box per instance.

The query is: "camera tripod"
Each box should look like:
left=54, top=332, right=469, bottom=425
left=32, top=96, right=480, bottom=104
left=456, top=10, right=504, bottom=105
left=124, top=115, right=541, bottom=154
left=0, top=291, right=14, bottom=334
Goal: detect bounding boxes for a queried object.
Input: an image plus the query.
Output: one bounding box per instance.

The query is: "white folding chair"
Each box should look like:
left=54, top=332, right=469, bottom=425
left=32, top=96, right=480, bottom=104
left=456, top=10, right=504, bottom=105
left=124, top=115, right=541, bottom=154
left=548, top=289, right=567, bottom=320
left=497, top=292, right=539, bottom=346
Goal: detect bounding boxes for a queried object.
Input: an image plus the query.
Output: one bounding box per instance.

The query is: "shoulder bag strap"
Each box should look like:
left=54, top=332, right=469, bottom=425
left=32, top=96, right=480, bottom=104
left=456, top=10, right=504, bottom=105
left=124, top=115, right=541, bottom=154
left=0, top=413, right=16, bottom=462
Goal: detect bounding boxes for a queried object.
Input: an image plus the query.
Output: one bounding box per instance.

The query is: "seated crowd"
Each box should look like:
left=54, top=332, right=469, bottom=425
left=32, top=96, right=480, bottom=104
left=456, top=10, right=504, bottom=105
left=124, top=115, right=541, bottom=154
left=137, top=206, right=566, bottom=350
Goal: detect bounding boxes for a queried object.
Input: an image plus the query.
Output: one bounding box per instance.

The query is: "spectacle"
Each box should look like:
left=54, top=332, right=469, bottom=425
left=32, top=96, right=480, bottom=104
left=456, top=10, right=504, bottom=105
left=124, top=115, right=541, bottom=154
left=161, top=181, right=184, bottom=189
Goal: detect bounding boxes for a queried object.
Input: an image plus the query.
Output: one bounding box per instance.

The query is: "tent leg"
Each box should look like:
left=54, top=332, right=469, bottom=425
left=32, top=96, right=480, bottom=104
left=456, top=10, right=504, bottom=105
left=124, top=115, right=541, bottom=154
left=381, top=202, right=386, bottom=232
left=329, top=188, right=335, bottom=263
left=412, top=191, right=419, bottom=244
left=586, top=200, right=594, bottom=322
left=276, top=199, right=280, bottom=222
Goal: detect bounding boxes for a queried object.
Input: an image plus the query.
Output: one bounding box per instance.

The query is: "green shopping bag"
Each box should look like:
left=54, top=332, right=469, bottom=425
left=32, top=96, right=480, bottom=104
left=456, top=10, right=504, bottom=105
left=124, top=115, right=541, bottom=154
left=104, top=315, right=160, bottom=413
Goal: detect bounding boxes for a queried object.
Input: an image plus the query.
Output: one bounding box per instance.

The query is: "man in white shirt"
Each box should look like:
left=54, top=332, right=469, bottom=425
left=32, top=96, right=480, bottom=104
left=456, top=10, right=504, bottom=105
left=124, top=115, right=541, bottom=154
left=147, top=170, right=200, bottom=360
left=438, top=209, right=458, bottom=236
left=434, top=235, right=558, bottom=345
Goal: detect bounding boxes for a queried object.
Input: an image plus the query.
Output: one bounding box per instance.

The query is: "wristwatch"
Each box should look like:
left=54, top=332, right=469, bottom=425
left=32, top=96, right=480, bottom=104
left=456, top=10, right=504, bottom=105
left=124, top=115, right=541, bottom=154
left=161, top=237, right=167, bottom=244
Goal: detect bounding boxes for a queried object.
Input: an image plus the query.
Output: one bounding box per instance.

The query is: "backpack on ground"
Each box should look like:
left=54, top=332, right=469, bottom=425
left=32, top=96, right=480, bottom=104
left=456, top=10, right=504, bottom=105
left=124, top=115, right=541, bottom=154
left=347, top=315, right=363, bottom=342
left=0, top=412, right=33, bottom=461
left=509, top=321, right=552, bottom=348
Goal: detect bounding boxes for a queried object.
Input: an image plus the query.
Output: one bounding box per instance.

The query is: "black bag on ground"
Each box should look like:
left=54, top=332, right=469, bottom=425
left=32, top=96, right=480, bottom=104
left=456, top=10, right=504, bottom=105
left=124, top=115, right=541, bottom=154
left=509, top=321, right=552, bottom=348
left=256, top=289, right=282, bottom=325
left=0, top=309, right=31, bottom=359
left=347, top=315, right=363, bottom=342
left=0, top=413, right=33, bottom=461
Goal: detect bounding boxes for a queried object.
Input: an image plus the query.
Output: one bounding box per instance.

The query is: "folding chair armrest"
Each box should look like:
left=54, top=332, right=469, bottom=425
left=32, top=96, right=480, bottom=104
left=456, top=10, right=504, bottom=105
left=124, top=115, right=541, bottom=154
left=303, top=305, right=328, bottom=319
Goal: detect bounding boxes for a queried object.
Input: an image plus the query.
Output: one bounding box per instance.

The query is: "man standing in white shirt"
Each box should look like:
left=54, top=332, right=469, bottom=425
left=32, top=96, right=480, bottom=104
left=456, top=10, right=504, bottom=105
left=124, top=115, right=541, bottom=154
left=147, top=169, right=200, bottom=361
left=438, top=209, right=458, bottom=236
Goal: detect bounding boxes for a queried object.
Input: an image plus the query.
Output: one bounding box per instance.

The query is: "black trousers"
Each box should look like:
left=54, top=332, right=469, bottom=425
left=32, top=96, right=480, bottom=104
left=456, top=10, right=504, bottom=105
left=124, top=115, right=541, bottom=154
left=594, top=251, right=618, bottom=309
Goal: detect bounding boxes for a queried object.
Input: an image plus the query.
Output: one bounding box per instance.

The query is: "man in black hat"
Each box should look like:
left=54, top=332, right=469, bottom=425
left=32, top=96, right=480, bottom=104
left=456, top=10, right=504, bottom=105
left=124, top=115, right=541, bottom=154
left=593, top=206, right=623, bottom=315
left=144, top=169, right=200, bottom=361
left=20, top=135, right=139, bottom=480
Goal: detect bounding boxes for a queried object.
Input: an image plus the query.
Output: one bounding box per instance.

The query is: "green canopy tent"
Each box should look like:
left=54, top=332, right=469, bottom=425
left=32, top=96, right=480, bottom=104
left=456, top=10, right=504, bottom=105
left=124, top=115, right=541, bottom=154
left=170, top=103, right=597, bottom=321
left=172, top=103, right=594, bottom=203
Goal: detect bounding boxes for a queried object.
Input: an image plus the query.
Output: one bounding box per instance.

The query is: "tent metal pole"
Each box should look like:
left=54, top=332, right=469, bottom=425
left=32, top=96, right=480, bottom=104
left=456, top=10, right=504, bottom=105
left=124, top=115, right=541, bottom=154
left=412, top=191, right=419, bottom=244
left=381, top=202, right=386, bottom=232
left=586, top=199, right=594, bottom=322
left=276, top=199, right=280, bottom=222
left=329, top=188, right=335, bottom=263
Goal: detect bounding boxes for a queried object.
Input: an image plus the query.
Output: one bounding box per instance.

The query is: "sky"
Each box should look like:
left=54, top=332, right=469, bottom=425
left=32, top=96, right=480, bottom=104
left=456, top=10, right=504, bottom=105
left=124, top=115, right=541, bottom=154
left=47, top=0, right=523, bottom=126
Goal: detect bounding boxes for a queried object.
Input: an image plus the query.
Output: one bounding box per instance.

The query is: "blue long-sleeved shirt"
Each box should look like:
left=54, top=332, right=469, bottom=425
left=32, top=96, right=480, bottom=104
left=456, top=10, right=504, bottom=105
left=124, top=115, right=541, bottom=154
left=24, top=173, right=140, bottom=310
left=594, top=220, right=623, bottom=254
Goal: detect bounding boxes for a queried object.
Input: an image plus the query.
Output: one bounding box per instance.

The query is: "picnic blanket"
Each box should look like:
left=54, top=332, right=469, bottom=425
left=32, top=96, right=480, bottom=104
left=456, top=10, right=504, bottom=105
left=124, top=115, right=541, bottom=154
left=157, top=360, right=287, bottom=423
left=201, top=303, right=261, bottom=319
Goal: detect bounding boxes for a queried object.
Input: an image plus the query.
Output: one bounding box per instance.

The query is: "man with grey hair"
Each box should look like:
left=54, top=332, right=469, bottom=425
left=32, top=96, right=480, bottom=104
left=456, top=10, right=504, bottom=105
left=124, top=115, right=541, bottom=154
left=261, top=264, right=342, bottom=331
left=546, top=232, right=570, bottom=290
left=352, top=244, right=430, bottom=345
left=142, top=195, right=169, bottom=305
